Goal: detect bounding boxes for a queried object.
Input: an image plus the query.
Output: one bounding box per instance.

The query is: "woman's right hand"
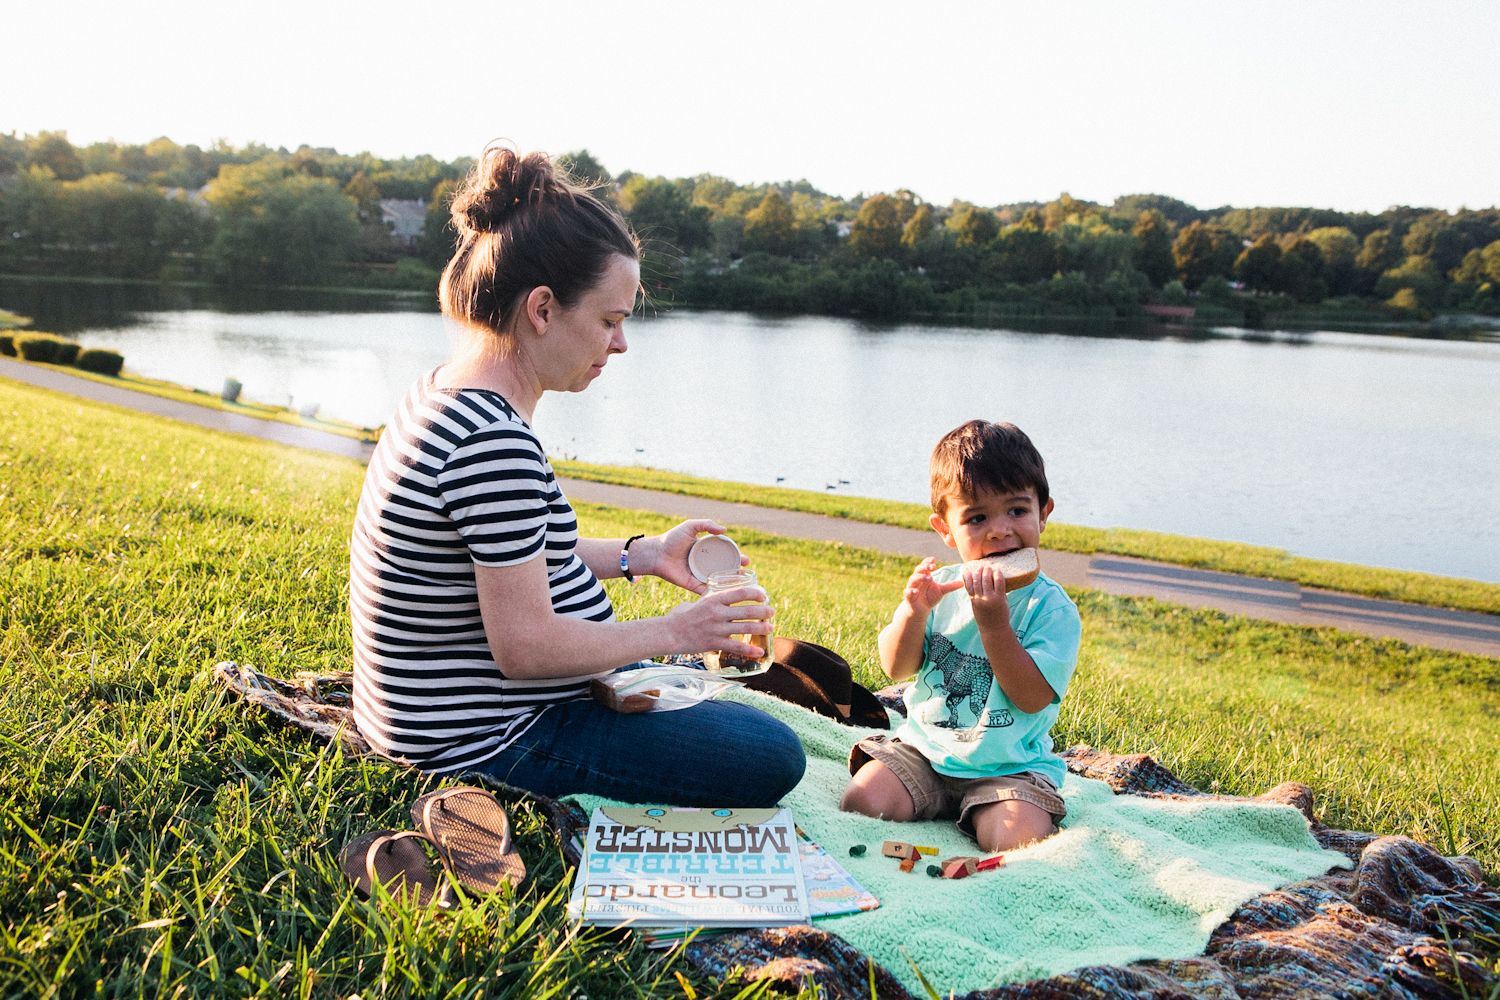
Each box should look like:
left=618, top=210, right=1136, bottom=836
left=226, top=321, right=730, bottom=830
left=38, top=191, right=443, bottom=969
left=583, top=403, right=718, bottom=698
left=664, top=585, right=773, bottom=658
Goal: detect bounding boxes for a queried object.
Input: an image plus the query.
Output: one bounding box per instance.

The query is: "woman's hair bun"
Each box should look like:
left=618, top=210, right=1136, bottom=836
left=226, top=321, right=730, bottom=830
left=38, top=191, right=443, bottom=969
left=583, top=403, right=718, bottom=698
left=452, top=144, right=558, bottom=234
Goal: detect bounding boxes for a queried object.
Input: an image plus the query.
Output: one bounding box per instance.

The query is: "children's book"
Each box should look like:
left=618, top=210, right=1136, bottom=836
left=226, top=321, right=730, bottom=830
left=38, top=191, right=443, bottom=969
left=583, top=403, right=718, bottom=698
left=633, top=828, right=881, bottom=948
left=796, top=826, right=880, bottom=919
left=567, top=806, right=810, bottom=929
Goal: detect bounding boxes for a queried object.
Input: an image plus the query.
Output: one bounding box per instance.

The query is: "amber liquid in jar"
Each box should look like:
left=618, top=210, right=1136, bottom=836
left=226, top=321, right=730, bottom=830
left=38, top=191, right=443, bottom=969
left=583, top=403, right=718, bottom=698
left=701, top=570, right=773, bottom=678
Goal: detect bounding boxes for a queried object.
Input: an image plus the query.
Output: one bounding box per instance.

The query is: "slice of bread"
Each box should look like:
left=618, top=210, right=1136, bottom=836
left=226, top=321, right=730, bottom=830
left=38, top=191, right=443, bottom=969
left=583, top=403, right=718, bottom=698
left=591, top=678, right=659, bottom=713
left=978, top=547, right=1040, bottom=592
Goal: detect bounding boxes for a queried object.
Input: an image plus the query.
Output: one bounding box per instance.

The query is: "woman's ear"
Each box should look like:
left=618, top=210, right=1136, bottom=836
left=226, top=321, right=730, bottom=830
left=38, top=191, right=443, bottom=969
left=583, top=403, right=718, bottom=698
left=524, top=286, right=556, bottom=335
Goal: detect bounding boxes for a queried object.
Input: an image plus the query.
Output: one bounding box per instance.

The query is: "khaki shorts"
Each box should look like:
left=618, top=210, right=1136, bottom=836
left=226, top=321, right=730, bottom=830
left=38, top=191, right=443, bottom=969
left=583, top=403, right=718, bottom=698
left=849, top=734, right=1066, bottom=837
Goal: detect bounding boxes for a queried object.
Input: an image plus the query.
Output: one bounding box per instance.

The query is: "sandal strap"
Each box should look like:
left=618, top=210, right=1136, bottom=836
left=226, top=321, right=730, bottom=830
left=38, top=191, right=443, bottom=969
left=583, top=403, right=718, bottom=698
left=342, top=829, right=451, bottom=907
left=363, top=830, right=433, bottom=885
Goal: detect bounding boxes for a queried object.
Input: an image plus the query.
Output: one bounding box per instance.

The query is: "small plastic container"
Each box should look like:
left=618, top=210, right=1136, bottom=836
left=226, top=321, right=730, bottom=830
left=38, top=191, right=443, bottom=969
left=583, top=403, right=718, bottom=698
left=700, top=569, right=774, bottom=678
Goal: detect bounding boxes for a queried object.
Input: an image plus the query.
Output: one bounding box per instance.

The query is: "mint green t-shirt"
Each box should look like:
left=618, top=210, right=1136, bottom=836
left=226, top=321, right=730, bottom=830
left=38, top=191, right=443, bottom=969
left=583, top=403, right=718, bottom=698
left=894, top=565, right=1082, bottom=788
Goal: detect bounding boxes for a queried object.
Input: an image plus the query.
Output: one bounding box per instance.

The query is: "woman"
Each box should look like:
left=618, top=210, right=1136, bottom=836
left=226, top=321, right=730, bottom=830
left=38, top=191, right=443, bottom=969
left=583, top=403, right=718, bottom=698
left=349, top=145, right=805, bottom=806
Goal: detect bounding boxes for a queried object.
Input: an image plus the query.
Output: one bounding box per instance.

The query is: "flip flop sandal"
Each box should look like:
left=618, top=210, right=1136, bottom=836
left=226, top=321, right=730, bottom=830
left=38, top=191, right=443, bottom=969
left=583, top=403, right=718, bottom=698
left=411, top=785, right=527, bottom=893
left=339, top=829, right=451, bottom=907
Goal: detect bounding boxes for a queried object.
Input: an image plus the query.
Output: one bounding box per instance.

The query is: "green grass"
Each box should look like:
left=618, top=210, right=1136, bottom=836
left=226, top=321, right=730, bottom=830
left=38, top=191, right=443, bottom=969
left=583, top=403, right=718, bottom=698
left=1, top=377, right=1497, bottom=997
left=556, top=459, right=1500, bottom=616
left=2, top=351, right=380, bottom=443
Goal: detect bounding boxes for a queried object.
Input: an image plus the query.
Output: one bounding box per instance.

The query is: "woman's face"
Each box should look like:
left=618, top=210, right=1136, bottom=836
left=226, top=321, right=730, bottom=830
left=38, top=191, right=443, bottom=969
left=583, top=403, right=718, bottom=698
left=546, top=254, right=640, bottom=393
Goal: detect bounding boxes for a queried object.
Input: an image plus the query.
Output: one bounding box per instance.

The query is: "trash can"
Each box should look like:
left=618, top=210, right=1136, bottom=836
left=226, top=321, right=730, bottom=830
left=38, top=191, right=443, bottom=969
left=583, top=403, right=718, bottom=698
left=221, top=377, right=242, bottom=403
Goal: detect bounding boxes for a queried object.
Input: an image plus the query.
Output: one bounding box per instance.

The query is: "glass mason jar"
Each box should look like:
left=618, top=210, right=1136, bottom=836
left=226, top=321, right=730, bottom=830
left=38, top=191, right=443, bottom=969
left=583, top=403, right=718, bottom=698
left=700, top=570, right=774, bottom=678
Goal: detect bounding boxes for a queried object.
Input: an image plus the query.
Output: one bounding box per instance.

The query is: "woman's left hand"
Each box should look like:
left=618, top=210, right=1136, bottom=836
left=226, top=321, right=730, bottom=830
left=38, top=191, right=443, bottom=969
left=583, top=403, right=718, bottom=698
left=637, top=519, right=746, bottom=594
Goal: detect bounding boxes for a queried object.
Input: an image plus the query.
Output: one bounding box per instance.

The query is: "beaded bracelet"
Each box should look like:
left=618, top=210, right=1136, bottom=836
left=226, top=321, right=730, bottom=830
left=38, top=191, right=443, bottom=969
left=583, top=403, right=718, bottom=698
left=620, top=534, right=646, bottom=583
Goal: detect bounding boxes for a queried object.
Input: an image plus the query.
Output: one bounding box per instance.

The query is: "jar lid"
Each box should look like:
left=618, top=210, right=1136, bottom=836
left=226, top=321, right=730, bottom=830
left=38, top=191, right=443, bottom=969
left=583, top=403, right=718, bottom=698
left=687, top=534, right=742, bottom=582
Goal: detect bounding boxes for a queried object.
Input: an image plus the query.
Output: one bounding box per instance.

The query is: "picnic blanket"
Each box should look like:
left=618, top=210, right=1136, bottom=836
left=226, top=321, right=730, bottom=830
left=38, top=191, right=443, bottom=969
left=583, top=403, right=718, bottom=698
left=573, top=686, right=1352, bottom=994
left=215, top=662, right=1500, bottom=999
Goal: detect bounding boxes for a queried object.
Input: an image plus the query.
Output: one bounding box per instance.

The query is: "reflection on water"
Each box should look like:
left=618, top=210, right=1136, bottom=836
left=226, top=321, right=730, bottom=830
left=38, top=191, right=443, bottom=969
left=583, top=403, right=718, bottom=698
left=3, top=278, right=437, bottom=334
left=3, top=276, right=1497, bottom=583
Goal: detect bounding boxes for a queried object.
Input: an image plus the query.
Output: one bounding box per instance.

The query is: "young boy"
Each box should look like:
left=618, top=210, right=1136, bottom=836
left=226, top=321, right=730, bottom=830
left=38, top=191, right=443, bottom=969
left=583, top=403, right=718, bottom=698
left=840, top=420, right=1082, bottom=853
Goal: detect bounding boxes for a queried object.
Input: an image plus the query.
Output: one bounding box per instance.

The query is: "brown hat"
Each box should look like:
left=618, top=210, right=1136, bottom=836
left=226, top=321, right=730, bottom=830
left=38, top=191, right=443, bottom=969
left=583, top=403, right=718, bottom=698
left=743, top=637, right=890, bottom=729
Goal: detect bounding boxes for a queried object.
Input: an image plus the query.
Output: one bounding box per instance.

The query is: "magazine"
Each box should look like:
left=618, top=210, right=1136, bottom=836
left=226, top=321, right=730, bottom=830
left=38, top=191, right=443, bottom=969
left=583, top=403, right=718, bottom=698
left=567, top=806, right=810, bottom=929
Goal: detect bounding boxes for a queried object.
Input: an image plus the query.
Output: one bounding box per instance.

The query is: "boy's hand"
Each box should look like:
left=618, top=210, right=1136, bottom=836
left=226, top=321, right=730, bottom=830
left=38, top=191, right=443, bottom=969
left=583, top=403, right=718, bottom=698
left=962, top=560, right=1011, bottom=627
left=902, top=557, right=964, bottom=616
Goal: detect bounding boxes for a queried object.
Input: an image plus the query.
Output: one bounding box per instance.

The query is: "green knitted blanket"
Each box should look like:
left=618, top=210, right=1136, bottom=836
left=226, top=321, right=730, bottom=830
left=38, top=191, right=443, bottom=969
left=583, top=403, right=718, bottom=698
left=576, top=687, right=1349, bottom=995
left=213, top=661, right=1499, bottom=998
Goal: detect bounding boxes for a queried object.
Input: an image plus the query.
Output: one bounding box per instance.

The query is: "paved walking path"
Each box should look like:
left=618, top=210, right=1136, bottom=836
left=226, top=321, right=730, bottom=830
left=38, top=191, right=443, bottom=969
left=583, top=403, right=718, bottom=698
left=0, top=358, right=374, bottom=461
left=6, top=357, right=1498, bottom=658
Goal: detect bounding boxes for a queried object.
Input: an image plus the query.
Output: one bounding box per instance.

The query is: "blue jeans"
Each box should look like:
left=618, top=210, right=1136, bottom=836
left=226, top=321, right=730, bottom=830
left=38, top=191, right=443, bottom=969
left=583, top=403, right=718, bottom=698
left=464, top=698, right=807, bottom=806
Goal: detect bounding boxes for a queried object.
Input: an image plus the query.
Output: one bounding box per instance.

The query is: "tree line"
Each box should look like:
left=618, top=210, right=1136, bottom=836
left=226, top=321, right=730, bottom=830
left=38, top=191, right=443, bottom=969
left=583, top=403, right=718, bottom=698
left=2, top=131, right=1498, bottom=323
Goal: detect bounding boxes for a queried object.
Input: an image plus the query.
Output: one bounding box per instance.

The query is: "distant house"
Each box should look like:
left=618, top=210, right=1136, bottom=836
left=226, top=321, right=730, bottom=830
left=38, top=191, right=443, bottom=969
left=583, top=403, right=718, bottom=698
left=380, top=199, right=427, bottom=247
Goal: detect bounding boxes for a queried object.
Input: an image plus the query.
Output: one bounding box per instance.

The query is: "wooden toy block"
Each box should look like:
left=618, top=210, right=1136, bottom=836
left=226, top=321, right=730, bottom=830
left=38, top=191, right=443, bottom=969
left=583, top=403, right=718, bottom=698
left=941, top=857, right=980, bottom=879
left=912, top=844, right=939, bottom=856
left=975, top=854, right=1006, bottom=872
left=881, top=840, right=916, bottom=860
left=898, top=854, right=918, bottom=873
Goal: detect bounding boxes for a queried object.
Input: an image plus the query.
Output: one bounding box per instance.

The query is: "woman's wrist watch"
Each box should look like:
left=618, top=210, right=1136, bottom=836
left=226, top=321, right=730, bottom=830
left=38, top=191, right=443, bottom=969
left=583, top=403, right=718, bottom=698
left=619, top=534, right=646, bottom=583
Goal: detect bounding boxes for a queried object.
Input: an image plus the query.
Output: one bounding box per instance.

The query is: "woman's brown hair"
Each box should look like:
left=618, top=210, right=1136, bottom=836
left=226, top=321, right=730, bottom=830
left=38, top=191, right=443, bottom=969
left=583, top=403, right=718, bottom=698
left=439, top=144, right=639, bottom=338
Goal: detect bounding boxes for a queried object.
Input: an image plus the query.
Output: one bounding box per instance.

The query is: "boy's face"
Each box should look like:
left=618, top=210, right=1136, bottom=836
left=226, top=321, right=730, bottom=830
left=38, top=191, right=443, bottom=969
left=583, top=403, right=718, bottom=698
left=930, top=485, right=1054, bottom=563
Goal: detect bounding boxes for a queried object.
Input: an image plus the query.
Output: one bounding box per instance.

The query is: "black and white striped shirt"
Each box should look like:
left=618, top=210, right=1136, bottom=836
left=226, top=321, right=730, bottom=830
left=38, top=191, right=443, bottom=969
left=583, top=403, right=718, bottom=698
left=350, top=373, right=614, bottom=773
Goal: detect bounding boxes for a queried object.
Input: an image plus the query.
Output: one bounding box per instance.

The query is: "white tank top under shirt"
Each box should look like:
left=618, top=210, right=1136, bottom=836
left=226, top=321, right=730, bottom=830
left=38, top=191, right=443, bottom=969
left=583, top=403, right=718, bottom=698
left=349, top=372, right=614, bottom=773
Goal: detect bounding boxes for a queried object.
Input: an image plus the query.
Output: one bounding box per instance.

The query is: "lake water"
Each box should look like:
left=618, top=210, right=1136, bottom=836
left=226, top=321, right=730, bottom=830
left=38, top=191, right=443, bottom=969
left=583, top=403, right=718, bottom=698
left=5, top=278, right=1498, bottom=583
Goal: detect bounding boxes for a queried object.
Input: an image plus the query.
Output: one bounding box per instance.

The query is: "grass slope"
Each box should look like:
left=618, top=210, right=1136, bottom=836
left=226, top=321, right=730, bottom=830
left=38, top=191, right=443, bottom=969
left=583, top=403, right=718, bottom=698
left=1, top=377, right=1496, bottom=997
left=3, top=353, right=380, bottom=442
left=556, top=460, right=1500, bottom=616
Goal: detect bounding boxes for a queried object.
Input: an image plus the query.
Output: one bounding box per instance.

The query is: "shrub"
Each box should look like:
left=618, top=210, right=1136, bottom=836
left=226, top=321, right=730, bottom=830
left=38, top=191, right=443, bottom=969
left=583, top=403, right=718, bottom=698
left=53, top=341, right=81, bottom=365
left=1160, top=279, right=1190, bottom=305
left=76, top=348, right=125, bottom=376
left=1386, top=287, right=1425, bottom=317
left=1199, top=275, right=1234, bottom=302
left=0, top=333, right=14, bottom=356
left=393, top=257, right=440, bottom=290
left=14, top=333, right=66, bottom=363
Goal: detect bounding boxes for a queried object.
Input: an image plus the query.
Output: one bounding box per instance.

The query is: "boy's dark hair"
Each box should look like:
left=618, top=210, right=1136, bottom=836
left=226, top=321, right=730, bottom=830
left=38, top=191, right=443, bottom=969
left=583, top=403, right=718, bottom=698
left=439, top=144, right=639, bottom=340
left=929, top=420, right=1050, bottom=514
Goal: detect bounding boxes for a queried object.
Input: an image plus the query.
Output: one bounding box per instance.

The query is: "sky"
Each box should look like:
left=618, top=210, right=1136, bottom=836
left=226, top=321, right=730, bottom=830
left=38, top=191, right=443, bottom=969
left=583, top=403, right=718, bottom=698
left=7, top=0, right=1497, bottom=213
